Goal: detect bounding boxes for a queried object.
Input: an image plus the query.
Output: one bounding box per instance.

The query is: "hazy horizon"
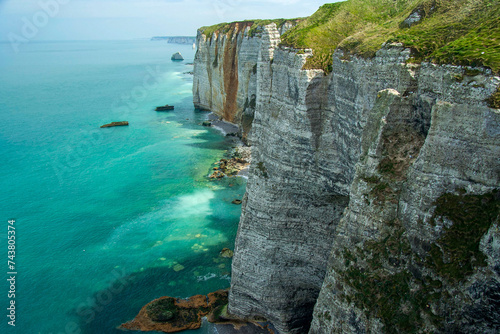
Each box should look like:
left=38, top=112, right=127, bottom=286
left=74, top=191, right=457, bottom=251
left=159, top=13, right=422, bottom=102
left=0, top=0, right=338, bottom=43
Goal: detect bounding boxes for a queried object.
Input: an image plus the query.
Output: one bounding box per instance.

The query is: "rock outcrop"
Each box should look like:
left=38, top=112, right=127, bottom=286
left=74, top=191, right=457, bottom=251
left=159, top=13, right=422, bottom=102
left=171, top=52, right=184, bottom=61
left=193, top=19, right=500, bottom=334
left=100, top=121, right=129, bottom=128
left=120, top=290, right=228, bottom=333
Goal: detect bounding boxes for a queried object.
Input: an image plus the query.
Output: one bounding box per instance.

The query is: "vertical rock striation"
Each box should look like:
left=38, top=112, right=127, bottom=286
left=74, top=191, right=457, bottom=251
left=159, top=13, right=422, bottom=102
left=193, top=22, right=260, bottom=142
left=310, top=92, right=500, bottom=333
left=194, top=20, right=500, bottom=334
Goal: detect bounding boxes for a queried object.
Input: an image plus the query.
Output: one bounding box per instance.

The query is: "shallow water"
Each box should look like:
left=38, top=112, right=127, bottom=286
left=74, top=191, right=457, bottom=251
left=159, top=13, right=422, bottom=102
left=0, top=40, right=245, bottom=334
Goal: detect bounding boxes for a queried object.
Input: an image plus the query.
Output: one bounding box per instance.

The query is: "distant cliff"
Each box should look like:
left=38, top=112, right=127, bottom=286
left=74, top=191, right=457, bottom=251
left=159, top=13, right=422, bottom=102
left=151, top=36, right=195, bottom=44
left=193, top=1, right=500, bottom=333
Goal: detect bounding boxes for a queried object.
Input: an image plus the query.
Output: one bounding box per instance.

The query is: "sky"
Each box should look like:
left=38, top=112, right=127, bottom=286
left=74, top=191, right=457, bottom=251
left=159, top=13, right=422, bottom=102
left=0, top=0, right=338, bottom=41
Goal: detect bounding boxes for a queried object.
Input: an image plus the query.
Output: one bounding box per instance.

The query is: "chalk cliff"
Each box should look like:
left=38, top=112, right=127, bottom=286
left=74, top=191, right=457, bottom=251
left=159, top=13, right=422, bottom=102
left=193, top=21, right=295, bottom=142
left=193, top=7, right=500, bottom=334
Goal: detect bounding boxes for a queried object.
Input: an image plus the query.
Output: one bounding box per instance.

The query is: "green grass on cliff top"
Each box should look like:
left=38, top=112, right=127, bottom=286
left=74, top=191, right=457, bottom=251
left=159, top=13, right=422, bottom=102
left=199, top=18, right=302, bottom=39
left=281, top=0, right=500, bottom=73
left=200, top=0, right=500, bottom=74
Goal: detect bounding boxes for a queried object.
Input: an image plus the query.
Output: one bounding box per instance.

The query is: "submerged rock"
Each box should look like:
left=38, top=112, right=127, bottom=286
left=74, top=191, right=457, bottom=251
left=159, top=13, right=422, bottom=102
left=172, top=264, right=185, bottom=272
left=220, top=248, right=234, bottom=258
left=209, top=170, right=225, bottom=179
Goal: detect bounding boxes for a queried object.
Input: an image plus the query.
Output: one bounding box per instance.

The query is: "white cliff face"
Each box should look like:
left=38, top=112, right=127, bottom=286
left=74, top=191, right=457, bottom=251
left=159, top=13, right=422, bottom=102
left=194, top=22, right=500, bottom=334
left=192, top=22, right=297, bottom=142
left=193, top=23, right=262, bottom=142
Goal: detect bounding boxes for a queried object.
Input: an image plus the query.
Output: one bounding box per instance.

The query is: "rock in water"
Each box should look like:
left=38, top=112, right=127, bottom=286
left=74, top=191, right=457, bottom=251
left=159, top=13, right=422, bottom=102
left=171, top=52, right=184, bottom=61
left=155, top=105, right=174, bottom=111
left=120, top=290, right=229, bottom=333
left=100, top=121, right=129, bottom=128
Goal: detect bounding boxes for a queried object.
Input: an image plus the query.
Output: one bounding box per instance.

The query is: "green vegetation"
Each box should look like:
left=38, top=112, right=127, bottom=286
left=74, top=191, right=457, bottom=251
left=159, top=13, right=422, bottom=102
left=487, top=86, right=500, bottom=108
left=340, top=189, right=499, bottom=332
left=393, top=0, right=500, bottom=72
left=426, top=190, right=500, bottom=282
left=361, top=175, right=381, bottom=184
left=147, top=298, right=179, bottom=322
left=280, top=3, right=344, bottom=72
left=377, top=124, right=426, bottom=180
left=200, top=22, right=233, bottom=38
left=210, top=304, right=228, bottom=322
left=247, top=19, right=299, bottom=37
left=341, top=220, right=443, bottom=333
left=278, top=0, right=500, bottom=74
left=370, top=181, right=396, bottom=203
left=199, top=1, right=500, bottom=75
left=200, top=19, right=302, bottom=39
left=317, top=310, right=332, bottom=322
left=256, top=161, right=269, bottom=178
left=378, top=158, right=395, bottom=175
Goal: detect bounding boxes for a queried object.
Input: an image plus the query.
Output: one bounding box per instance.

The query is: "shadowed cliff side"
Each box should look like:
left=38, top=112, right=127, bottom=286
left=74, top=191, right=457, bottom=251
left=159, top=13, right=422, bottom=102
left=310, top=90, right=500, bottom=334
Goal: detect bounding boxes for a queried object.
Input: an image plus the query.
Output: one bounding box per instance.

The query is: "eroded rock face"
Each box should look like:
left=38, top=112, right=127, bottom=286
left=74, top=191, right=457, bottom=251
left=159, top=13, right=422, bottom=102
left=194, top=22, right=500, bottom=334
left=193, top=23, right=277, bottom=143
left=228, top=30, right=431, bottom=334
left=310, top=93, right=500, bottom=334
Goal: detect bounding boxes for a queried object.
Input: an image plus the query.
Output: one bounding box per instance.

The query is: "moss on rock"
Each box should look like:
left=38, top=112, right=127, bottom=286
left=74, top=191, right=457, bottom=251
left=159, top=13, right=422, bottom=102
left=121, top=290, right=229, bottom=333
left=147, top=297, right=179, bottom=322
left=340, top=221, right=444, bottom=333
left=426, top=190, right=500, bottom=282
left=339, top=189, right=499, bottom=332
left=256, top=161, right=269, bottom=178
left=486, top=86, right=500, bottom=109
left=199, top=1, right=500, bottom=73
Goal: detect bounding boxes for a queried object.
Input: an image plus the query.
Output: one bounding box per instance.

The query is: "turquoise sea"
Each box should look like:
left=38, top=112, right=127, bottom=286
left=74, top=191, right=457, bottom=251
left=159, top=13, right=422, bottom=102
left=0, top=40, right=245, bottom=334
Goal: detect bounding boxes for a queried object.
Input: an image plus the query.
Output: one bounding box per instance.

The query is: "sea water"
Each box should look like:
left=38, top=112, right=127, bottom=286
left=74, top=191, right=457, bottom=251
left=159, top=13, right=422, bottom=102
left=0, top=40, right=245, bottom=334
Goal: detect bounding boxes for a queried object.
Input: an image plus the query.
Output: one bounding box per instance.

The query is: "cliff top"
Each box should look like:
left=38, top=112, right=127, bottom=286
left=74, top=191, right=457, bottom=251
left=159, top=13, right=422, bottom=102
left=281, top=0, right=500, bottom=75
left=199, top=0, right=499, bottom=75
left=199, top=18, right=303, bottom=39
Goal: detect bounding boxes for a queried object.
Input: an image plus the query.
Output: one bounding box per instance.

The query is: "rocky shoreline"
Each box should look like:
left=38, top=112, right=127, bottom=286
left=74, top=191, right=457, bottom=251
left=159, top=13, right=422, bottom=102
left=119, top=288, right=278, bottom=334
left=200, top=112, right=252, bottom=179
left=119, top=290, right=229, bottom=333
left=209, top=145, right=251, bottom=179
left=203, top=113, right=240, bottom=137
